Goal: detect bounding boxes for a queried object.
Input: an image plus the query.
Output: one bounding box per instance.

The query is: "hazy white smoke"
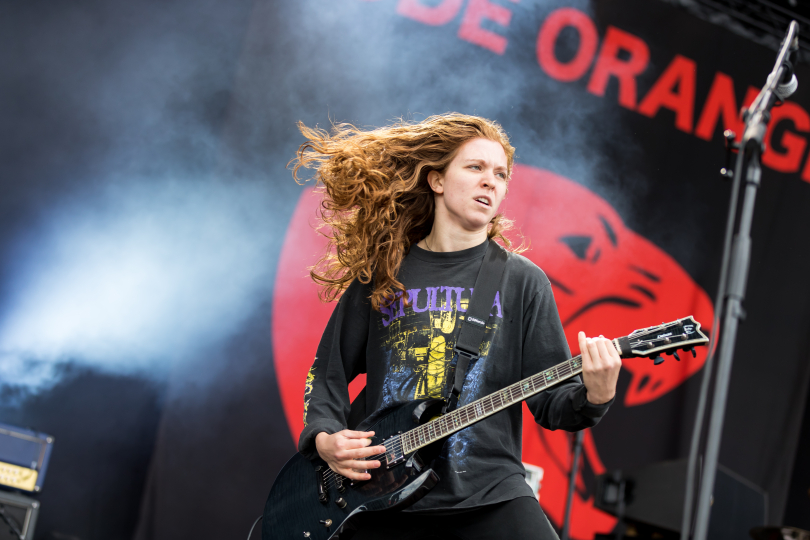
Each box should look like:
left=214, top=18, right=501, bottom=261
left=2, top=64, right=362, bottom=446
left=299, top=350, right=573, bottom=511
left=0, top=177, right=277, bottom=391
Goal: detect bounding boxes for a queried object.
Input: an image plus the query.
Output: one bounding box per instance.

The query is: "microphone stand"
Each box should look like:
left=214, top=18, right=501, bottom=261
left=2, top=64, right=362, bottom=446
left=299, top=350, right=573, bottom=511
left=680, top=20, right=800, bottom=540
left=560, top=430, right=584, bottom=540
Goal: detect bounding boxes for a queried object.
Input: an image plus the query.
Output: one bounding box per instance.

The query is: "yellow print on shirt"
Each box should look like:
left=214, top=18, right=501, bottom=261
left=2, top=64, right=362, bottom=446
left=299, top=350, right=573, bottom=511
left=381, top=287, right=498, bottom=401
left=302, top=365, right=316, bottom=426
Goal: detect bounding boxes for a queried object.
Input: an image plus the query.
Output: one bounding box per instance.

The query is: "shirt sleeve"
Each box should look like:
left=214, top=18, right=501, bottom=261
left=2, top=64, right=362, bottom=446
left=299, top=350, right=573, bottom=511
left=297, top=279, right=371, bottom=459
left=522, top=281, right=613, bottom=431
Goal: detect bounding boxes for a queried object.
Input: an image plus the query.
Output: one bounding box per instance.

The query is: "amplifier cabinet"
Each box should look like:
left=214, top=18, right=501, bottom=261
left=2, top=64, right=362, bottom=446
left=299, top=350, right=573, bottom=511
left=0, top=490, right=39, bottom=540
left=0, top=423, right=54, bottom=493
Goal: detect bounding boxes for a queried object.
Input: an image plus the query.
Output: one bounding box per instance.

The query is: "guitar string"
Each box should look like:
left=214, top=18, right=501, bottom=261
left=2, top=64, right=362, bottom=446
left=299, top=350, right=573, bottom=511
left=320, top=357, right=584, bottom=488
left=319, top=323, right=701, bottom=488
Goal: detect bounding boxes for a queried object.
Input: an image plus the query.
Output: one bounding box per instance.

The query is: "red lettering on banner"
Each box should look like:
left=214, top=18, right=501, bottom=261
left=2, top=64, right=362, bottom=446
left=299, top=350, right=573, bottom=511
left=458, top=0, right=517, bottom=55
left=762, top=102, right=810, bottom=173
left=536, top=8, right=598, bottom=82
left=695, top=80, right=759, bottom=143
left=801, top=145, right=810, bottom=183
left=396, top=0, right=464, bottom=26
left=637, top=55, right=697, bottom=133
left=586, top=26, right=650, bottom=110
left=695, top=72, right=739, bottom=141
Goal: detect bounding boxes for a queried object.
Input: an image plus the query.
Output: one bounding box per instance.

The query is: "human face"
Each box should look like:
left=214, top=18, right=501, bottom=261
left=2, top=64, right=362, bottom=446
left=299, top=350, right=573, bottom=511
left=428, top=137, right=509, bottom=235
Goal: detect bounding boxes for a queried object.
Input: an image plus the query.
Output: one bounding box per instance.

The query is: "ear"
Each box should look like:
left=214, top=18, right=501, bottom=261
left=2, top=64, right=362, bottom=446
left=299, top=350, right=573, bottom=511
left=427, top=170, right=444, bottom=194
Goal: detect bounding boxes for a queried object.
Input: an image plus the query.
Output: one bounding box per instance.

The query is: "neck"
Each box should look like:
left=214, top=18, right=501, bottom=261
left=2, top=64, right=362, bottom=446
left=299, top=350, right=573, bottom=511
left=421, top=225, right=488, bottom=253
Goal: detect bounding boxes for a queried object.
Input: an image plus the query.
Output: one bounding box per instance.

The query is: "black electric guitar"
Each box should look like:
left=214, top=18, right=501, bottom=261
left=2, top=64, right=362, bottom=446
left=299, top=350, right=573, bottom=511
left=262, top=316, right=709, bottom=540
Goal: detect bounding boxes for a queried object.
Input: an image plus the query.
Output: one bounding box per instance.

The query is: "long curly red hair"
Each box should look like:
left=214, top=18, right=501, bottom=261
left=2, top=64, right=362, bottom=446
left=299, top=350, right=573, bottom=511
left=291, top=113, right=519, bottom=311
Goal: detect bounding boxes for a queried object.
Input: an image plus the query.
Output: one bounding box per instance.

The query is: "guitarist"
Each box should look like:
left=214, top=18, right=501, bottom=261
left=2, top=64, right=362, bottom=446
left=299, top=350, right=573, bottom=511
left=292, top=113, right=622, bottom=539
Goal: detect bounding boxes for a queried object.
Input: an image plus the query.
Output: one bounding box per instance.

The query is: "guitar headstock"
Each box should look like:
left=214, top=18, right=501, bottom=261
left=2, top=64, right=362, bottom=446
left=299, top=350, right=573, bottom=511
left=618, top=316, right=709, bottom=365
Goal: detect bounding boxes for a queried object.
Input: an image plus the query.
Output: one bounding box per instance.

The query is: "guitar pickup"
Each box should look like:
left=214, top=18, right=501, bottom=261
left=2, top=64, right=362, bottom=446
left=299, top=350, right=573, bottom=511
left=384, top=436, right=405, bottom=469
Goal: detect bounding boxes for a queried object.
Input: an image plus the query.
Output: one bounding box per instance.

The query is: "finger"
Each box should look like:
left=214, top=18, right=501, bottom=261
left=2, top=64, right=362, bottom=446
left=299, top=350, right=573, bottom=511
left=335, top=465, right=371, bottom=481
left=340, top=458, right=380, bottom=471
left=342, top=430, right=375, bottom=439
left=586, top=337, right=602, bottom=370
left=341, top=437, right=375, bottom=451
left=594, top=338, right=612, bottom=369
left=578, top=331, right=592, bottom=368
left=608, top=337, right=623, bottom=362
left=354, top=445, right=387, bottom=461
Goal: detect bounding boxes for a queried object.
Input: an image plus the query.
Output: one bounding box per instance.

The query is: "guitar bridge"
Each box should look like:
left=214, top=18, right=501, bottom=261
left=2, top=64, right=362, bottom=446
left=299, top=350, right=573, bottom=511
left=314, top=465, right=328, bottom=503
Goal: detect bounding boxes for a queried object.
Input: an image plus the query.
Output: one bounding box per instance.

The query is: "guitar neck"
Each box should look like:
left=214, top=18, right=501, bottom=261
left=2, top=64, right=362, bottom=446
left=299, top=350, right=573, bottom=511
left=400, top=354, right=585, bottom=455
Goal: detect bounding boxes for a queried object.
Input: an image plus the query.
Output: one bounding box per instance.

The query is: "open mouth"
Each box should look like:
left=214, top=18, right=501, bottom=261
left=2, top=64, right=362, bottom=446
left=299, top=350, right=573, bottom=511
left=474, top=197, right=491, bottom=207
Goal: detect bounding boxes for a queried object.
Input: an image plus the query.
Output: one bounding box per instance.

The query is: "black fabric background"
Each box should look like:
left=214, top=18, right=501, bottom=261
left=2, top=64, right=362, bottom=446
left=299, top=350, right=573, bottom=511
left=0, top=0, right=808, bottom=538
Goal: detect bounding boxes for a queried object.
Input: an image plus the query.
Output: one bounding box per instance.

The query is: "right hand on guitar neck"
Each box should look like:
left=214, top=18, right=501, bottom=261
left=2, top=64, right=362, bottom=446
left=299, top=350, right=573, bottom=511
left=314, top=430, right=387, bottom=481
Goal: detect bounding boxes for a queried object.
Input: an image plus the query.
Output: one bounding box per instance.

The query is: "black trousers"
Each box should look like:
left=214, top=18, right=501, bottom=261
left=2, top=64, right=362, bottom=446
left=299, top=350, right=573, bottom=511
left=349, top=496, right=560, bottom=540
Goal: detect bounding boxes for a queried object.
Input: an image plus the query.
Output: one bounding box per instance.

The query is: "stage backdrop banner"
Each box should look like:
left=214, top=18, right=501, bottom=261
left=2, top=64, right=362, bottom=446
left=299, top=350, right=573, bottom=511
left=136, top=0, right=810, bottom=537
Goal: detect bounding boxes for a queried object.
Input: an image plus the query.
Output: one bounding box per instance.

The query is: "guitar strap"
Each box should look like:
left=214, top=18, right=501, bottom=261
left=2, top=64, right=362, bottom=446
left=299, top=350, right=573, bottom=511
left=347, top=240, right=508, bottom=428
left=442, top=240, right=508, bottom=413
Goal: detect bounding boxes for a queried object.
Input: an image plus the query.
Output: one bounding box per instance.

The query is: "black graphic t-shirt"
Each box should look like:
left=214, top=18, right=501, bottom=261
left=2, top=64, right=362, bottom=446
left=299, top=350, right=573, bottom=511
left=298, top=240, right=612, bottom=512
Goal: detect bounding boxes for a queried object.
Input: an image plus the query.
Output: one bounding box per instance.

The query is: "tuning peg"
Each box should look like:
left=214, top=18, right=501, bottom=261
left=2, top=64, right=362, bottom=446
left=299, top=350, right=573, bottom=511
left=673, top=350, right=681, bottom=361
left=653, top=356, right=665, bottom=365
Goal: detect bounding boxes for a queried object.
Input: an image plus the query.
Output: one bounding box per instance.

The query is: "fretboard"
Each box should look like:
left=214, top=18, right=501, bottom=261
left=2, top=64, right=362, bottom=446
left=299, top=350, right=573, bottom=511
left=400, top=354, right=584, bottom=455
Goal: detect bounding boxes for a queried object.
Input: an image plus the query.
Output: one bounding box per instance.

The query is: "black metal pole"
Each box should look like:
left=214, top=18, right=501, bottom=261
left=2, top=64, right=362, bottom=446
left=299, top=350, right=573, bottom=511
left=560, top=430, right=584, bottom=540
left=693, top=152, right=761, bottom=540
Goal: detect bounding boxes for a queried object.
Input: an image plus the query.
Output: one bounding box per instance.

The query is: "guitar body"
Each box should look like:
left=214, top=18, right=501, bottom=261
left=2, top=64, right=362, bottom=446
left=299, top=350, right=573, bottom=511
left=262, top=399, right=445, bottom=540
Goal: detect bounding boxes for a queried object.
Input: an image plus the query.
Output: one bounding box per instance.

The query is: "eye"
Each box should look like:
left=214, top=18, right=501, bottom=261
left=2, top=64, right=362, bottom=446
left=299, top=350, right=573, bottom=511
left=560, top=235, right=592, bottom=260
left=496, top=172, right=507, bottom=180
left=469, top=164, right=481, bottom=170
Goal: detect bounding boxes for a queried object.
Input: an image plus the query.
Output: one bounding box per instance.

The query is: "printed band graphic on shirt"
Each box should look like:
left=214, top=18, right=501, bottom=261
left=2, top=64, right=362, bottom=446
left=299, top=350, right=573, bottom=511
left=377, top=285, right=502, bottom=466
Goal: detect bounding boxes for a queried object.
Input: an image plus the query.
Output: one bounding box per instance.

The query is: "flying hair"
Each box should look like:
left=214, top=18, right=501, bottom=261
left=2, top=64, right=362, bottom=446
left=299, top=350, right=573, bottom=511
left=291, top=112, right=522, bottom=311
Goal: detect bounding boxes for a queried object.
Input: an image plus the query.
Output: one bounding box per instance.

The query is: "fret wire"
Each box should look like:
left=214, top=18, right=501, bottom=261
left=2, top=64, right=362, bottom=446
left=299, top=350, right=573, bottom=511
left=407, top=354, right=595, bottom=453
